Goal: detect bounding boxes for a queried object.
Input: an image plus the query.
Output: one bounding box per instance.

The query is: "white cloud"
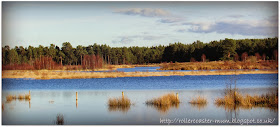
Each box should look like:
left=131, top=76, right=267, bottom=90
left=112, top=34, right=164, bottom=44
left=114, top=8, right=170, bottom=17
left=181, top=16, right=278, bottom=36
left=115, top=8, right=184, bottom=24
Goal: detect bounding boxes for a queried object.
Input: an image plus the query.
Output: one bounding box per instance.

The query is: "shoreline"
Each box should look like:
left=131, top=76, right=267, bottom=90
left=2, top=69, right=278, bottom=80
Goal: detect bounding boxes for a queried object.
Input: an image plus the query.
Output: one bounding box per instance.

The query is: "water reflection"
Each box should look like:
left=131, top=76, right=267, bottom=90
left=216, top=103, right=278, bottom=113
left=190, top=103, right=207, bottom=111
left=147, top=103, right=179, bottom=114
left=108, top=105, right=131, bottom=113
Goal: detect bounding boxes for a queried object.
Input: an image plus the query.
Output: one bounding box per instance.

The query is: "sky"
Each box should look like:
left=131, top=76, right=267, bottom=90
left=2, top=1, right=279, bottom=48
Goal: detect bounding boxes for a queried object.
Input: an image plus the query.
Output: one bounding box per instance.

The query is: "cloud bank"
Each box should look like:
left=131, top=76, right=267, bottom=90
left=114, top=8, right=170, bottom=17
left=182, top=15, right=278, bottom=36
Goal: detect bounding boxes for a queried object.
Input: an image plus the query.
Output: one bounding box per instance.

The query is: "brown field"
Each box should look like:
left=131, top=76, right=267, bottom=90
left=2, top=69, right=278, bottom=80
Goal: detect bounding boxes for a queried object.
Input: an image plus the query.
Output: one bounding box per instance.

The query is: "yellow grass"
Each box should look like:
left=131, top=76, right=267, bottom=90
left=215, top=90, right=278, bottom=110
left=108, top=96, right=131, bottom=107
left=146, top=93, right=180, bottom=106
left=6, top=95, right=17, bottom=102
left=56, top=114, right=64, bottom=125
left=146, top=93, right=180, bottom=113
left=160, top=61, right=278, bottom=70
left=189, top=96, right=207, bottom=104
left=2, top=69, right=277, bottom=80
left=108, top=96, right=131, bottom=112
left=6, top=94, right=30, bottom=102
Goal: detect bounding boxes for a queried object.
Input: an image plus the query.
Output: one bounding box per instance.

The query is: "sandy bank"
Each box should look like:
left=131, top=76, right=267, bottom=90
left=2, top=69, right=278, bottom=80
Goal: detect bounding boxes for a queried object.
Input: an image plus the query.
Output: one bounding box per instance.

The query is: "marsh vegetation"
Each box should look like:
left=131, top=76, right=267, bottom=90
left=108, top=95, right=131, bottom=112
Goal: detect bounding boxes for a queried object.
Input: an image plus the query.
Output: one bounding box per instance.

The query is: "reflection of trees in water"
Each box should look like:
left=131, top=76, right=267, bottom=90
left=146, top=103, right=179, bottom=114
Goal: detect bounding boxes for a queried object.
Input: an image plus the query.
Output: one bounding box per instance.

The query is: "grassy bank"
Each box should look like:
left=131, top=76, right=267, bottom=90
left=159, top=61, right=278, bottom=70
left=2, top=69, right=277, bottom=79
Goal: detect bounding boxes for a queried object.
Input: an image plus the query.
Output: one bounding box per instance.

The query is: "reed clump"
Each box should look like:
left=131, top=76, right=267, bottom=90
left=108, top=96, right=131, bottom=107
left=146, top=93, right=180, bottom=106
left=189, top=96, right=207, bottom=104
left=56, top=114, right=64, bottom=125
left=108, top=96, right=131, bottom=112
left=6, top=94, right=30, bottom=102
left=146, top=93, right=180, bottom=113
left=215, top=90, right=278, bottom=109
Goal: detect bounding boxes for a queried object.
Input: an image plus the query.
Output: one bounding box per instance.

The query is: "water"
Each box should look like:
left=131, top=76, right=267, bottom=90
left=3, top=74, right=277, bottom=90
left=2, top=73, right=278, bottom=125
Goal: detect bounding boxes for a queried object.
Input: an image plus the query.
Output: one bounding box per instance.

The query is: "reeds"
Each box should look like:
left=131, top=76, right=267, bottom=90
left=215, top=90, right=278, bottom=110
left=189, top=96, right=207, bottom=104
left=146, top=93, right=180, bottom=113
left=6, top=94, right=30, bottom=102
left=108, top=96, right=131, bottom=112
left=159, top=61, right=278, bottom=70
left=56, top=114, right=64, bottom=125
left=146, top=93, right=180, bottom=106
left=108, top=96, right=131, bottom=107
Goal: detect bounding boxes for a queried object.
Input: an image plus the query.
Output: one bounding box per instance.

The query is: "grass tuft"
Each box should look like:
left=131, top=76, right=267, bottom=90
left=189, top=96, right=207, bottom=104
left=215, top=90, right=278, bottom=110
left=56, top=114, right=64, bottom=125
left=6, top=94, right=30, bottom=102
left=146, top=93, right=180, bottom=106
left=108, top=96, right=131, bottom=112
left=146, top=93, right=180, bottom=113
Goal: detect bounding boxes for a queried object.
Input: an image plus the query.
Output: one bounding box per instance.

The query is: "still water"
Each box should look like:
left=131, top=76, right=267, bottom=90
left=2, top=73, right=278, bottom=125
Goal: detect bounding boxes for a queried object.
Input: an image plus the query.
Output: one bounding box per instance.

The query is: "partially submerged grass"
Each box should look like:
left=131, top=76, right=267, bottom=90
left=108, top=96, right=131, bottom=112
left=56, top=114, right=64, bottom=125
left=108, top=96, right=131, bottom=106
left=215, top=90, right=278, bottom=110
left=189, top=96, right=207, bottom=104
left=6, top=94, right=30, bottom=102
left=146, top=93, right=180, bottom=106
left=146, top=93, right=180, bottom=113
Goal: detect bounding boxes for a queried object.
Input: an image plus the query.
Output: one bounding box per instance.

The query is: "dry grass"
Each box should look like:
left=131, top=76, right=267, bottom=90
left=108, top=96, right=131, bottom=112
left=146, top=93, right=180, bottom=113
left=215, top=90, right=278, bottom=110
left=146, top=93, right=180, bottom=106
left=2, top=68, right=278, bottom=80
left=6, top=94, right=30, bottom=102
left=56, top=114, right=64, bottom=125
left=160, top=61, right=278, bottom=70
left=108, top=96, right=131, bottom=106
left=189, top=96, right=207, bottom=104
left=6, top=95, right=17, bottom=102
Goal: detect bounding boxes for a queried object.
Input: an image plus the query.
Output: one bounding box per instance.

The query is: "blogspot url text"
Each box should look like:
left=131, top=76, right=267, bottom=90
left=159, top=118, right=276, bottom=125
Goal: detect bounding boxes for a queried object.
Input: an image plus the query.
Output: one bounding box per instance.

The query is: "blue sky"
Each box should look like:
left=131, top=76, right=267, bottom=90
left=2, top=1, right=278, bottom=48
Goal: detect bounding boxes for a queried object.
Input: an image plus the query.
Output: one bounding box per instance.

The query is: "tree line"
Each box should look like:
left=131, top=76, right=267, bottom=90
left=2, top=37, right=278, bottom=69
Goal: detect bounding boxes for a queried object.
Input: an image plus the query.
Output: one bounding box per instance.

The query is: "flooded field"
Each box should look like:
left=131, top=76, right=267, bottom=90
left=2, top=73, right=278, bottom=125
